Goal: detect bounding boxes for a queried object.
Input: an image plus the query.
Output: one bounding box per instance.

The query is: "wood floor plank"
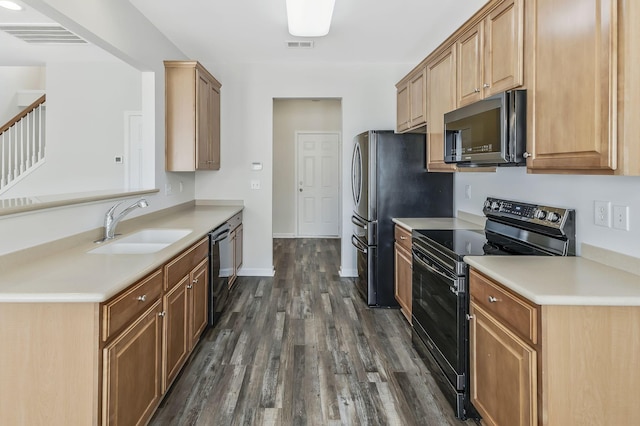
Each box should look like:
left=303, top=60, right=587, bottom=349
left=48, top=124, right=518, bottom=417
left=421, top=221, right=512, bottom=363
left=150, top=238, right=477, bottom=426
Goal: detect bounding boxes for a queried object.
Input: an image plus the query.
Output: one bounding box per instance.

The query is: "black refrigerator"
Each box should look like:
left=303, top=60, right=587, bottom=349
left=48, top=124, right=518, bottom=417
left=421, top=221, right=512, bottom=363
left=350, top=130, right=453, bottom=307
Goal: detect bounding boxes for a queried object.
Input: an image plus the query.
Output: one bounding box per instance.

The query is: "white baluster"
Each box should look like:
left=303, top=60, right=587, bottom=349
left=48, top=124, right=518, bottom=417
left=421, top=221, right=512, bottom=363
left=20, top=118, right=25, bottom=174
left=1, top=132, right=6, bottom=188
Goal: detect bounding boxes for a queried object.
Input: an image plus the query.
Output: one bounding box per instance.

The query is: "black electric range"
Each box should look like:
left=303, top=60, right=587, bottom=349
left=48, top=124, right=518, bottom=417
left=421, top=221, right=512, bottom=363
left=410, top=197, right=576, bottom=420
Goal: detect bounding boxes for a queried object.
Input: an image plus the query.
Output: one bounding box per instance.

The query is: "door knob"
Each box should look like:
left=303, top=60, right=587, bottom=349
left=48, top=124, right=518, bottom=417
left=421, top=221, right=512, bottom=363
left=299, top=188, right=303, bottom=192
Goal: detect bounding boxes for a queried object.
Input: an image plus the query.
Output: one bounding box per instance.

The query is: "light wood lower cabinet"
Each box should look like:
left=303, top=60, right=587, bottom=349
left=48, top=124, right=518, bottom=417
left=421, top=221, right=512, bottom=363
left=469, top=268, right=640, bottom=425
left=102, top=300, right=163, bottom=426
left=469, top=302, right=536, bottom=426
left=393, top=225, right=412, bottom=323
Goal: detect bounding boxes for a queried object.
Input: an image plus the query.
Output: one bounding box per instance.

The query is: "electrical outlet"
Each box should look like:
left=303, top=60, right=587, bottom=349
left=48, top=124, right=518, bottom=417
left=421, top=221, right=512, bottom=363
left=613, top=205, right=629, bottom=231
left=250, top=180, right=261, bottom=190
left=165, top=183, right=173, bottom=196
left=465, top=185, right=472, bottom=200
left=594, top=201, right=611, bottom=227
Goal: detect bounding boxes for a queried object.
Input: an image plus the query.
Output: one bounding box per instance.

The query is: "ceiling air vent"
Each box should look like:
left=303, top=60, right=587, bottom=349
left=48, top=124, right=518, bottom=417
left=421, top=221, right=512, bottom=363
left=0, top=24, right=87, bottom=44
left=286, top=40, right=314, bottom=49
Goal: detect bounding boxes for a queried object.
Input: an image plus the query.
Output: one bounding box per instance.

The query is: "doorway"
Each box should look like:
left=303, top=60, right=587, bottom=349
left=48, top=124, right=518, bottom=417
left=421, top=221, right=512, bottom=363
left=272, top=98, right=342, bottom=238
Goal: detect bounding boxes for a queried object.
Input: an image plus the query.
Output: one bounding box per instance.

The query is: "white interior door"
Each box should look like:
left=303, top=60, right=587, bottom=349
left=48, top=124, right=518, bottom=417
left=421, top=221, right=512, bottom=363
left=296, top=132, right=340, bottom=237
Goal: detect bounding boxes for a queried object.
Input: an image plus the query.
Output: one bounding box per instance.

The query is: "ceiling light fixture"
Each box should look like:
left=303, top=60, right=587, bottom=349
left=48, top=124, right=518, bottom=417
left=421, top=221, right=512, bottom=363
left=0, top=1, right=23, bottom=11
left=286, top=0, right=336, bottom=37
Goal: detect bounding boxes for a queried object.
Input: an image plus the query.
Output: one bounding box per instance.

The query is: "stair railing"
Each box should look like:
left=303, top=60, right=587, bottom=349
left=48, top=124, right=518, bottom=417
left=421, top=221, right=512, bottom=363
left=0, top=94, right=46, bottom=193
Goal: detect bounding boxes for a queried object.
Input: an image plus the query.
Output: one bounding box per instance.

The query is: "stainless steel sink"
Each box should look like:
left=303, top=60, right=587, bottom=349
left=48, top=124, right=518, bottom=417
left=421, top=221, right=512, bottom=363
left=89, top=229, right=192, bottom=254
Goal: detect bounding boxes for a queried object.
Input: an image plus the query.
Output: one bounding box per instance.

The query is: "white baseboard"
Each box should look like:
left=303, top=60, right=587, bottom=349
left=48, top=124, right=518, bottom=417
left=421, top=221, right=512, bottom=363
left=339, top=267, right=357, bottom=278
left=273, top=233, right=296, bottom=238
left=237, top=267, right=275, bottom=277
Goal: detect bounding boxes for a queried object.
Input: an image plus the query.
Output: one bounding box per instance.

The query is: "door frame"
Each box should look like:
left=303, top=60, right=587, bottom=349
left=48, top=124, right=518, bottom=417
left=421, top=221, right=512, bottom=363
left=293, top=131, right=342, bottom=238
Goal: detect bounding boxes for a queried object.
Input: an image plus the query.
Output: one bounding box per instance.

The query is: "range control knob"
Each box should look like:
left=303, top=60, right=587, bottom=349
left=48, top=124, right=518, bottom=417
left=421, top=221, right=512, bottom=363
left=534, top=209, right=547, bottom=220
left=547, top=212, right=561, bottom=223
left=484, top=200, right=492, bottom=210
left=491, top=201, right=501, bottom=211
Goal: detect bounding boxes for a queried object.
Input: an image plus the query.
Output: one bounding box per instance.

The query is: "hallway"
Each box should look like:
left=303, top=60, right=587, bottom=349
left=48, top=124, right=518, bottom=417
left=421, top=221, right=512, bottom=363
left=150, top=238, right=471, bottom=425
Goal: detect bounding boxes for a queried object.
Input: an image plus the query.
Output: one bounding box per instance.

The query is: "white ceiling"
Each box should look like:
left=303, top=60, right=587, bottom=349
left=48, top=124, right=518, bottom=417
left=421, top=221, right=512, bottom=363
left=2, top=0, right=489, bottom=67
left=128, top=0, right=488, bottom=65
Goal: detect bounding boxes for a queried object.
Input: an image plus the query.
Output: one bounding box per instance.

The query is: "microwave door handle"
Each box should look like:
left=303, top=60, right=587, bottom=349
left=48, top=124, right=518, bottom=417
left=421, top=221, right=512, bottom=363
left=412, top=248, right=455, bottom=282
left=351, top=235, right=368, bottom=254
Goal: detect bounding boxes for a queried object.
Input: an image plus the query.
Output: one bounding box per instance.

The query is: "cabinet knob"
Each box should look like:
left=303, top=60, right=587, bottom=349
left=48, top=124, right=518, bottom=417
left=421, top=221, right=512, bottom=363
left=400, top=236, right=407, bottom=240
left=159, top=311, right=166, bottom=317
left=193, top=278, right=198, bottom=284
left=474, top=88, right=480, bottom=93
left=137, top=295, right=147, bottom=302
left=466, top=314, right=474, bottom=320
left=488, top=296, right=498, bottom=303
left=523, top=152, right=532, bottom=159
left=483, top=83, right=490, bottom=88
left=187, top=284, right=193, bottom=289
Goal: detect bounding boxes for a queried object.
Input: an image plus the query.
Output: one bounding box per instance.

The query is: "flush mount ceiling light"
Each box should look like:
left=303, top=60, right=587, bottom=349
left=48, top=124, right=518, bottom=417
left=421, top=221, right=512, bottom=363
left=0, top=1, right=23, bottom=11
left=286, top=0, right=336, bottom=37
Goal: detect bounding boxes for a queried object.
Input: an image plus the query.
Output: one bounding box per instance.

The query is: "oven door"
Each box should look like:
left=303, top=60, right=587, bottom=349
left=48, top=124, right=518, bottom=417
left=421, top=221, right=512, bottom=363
left=411, top=246, right=466, bottom=390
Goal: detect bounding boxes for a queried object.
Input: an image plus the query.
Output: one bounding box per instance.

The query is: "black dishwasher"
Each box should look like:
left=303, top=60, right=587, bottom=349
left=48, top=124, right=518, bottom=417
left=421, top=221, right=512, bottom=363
left=208, top=223, right=230, bottom=326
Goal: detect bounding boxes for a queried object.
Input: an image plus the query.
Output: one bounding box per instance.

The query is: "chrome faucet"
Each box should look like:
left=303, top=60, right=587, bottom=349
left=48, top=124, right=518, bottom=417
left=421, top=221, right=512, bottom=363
left=101, top=198, right=149, bottom=241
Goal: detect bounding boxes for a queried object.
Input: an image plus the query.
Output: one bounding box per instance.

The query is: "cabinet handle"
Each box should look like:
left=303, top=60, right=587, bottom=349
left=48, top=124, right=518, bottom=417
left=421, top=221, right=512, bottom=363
left=466, top=314, right=474, bottom=320
left=400, top=236, right=407, bottom=240
left=483, top=83, right=490, bottom=88
left=159, top=311, right=166, bottom=317
left=488, top=296, right=498, bottom=303
left=137, top=295, right=147, bottom=302
left=187, top=284, right=193, bottom=289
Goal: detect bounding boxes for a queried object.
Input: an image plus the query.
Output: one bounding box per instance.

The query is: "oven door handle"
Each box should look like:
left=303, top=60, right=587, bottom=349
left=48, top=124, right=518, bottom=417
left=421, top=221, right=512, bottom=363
left=351, top=214, right=368, bottom=230
left=412, top=248, right=458, bottom=291
left=351, top=235, right=368, bottom=254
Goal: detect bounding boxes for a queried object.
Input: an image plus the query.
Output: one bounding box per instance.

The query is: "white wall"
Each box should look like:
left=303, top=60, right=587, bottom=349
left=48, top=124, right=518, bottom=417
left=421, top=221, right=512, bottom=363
left=272, top=98, right=342, bottom=236
left=0, top=0, right=192, bottom=256
left=2, top=61, right=141, bottom=198
left=196, top=62, right=408, bottom=276
left=0, top=66, right=45, bottom=125
left=455, top=168, right=640, bottom=258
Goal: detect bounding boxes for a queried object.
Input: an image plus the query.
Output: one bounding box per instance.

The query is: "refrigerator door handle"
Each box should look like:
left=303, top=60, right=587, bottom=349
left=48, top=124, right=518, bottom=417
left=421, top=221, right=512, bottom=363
left=351, top=214, right=367, bottom=230
left=351, top=235, right=368, bottom=253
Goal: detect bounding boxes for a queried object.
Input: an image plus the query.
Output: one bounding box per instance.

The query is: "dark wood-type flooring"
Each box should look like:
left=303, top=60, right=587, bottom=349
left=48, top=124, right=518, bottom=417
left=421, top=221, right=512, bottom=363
left=150, top=238, right=475, bottom=425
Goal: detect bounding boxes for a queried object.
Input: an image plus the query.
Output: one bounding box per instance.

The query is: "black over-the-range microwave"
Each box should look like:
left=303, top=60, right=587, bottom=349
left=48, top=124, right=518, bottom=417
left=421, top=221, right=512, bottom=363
left=444, top=90, right=526, bottom=167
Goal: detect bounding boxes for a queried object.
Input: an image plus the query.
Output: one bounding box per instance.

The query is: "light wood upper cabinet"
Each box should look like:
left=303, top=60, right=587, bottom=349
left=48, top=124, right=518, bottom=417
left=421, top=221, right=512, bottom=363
left=426, top=46, right=457, bottom=172
left=165, top=60, right=221, bottom=171
left=457, top=0, right=524, bottom=107
left=525, top=0, right=617, bottom=172
left=393, top=225, right=412, bottom=324
left=396, top=66, right=427, bottom=132
left=396, top=82, right=410, bottom=132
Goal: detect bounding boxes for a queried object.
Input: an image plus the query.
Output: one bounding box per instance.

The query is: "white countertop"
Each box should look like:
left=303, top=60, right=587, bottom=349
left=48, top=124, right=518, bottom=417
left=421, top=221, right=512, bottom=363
left=0, top=204, right=242, bottom=303
left=392, top=217, right=484, bottom=231
left=465, top=256, right=640, bottom=306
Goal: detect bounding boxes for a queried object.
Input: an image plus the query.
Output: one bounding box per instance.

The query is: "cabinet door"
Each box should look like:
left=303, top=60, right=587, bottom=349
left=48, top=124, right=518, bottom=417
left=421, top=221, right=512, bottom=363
left=189, top=259, right=209, bottom=351
left=209, top=84, right=221, bottom=170
left=469, top=302, right=537, bottom=426
left=102, top=301, right=163, bottom=426
left=196, top=72, right=213, bottom=170
left=457, top=23, right=483, bottom=107
left=483, top=0, right=524, bottom=97
left=396, top=82, right=410, bottom=132
left=393, top=242, right=412, bottom=323
left=409, top=68, right=427, bottom=127
left=162, top=276, right=189, bottom=392
left=426, top=46, right=457, bottom=172
left=527, top=0, right=616, bottom=172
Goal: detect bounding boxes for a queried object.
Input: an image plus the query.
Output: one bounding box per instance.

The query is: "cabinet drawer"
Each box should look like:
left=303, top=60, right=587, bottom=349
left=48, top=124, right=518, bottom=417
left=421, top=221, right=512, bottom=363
left=102, top=268, right=163, bottom=342
left=165, top=237, right=209, bottom=290
left=394, top=225, right=412, bottom=252
left=469, top=269, right=538, bottom=344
